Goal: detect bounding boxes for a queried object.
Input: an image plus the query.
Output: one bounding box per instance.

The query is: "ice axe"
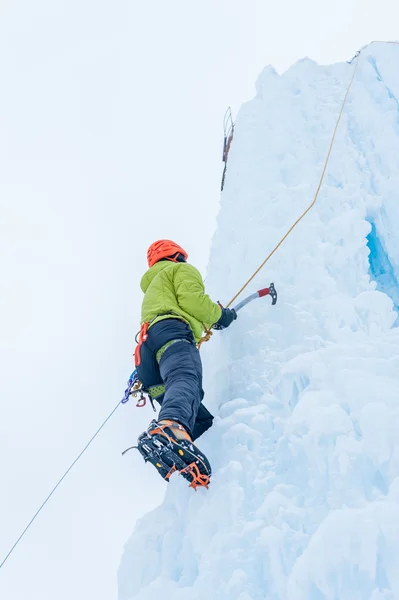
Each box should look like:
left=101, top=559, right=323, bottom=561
left=213, top=283, right=277, bottom=331
left=232, top=282, right=277, bottom=313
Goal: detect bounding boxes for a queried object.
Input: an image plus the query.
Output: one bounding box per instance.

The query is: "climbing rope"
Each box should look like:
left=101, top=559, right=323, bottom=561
left=0, top=400, right=122, bottom=570
left=226, top=53, right=360, bottom=308
left=227, top=40, right=399, bottom=309
left=199, top=43, right=374, bottom=348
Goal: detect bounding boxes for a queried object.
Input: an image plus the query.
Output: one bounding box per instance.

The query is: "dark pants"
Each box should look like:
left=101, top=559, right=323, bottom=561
left=136, top=319, right=214, bottom=440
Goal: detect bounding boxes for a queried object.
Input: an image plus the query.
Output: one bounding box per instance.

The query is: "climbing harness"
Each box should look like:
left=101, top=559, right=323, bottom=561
left=134, top=312, right=193, bottom=367
left=155, top=338, right=192, bottom=364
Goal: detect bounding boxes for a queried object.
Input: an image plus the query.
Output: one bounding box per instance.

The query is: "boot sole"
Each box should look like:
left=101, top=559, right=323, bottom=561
left=137, top=432, right=211, bottom=486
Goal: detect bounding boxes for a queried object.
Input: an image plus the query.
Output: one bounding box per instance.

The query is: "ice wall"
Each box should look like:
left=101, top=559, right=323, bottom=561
left=119, top=42, right=399, bottom=600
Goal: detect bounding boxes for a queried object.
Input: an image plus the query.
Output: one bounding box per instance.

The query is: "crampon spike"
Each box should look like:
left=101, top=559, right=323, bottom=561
left=180, top=462, right=210, bottom=490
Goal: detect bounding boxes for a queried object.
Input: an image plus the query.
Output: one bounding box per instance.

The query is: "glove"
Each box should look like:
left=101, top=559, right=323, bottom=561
left=213, top=307, right=237, bottom=330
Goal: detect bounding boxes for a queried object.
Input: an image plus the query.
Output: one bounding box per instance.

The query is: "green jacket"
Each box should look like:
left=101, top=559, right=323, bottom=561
left=140, top=261, right=222, bottom=342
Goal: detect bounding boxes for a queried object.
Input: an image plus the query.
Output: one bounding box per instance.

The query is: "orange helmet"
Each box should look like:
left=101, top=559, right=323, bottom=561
left=147, top=240, right=188, bottom=268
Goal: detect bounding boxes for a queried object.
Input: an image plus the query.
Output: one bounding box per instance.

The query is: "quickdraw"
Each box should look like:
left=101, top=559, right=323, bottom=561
left=121, top=370, right=146, bottom=407
left=121, top=369, right=157, bottom=411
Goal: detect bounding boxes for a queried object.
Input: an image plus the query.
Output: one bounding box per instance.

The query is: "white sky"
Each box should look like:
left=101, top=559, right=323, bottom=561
left=0, top=1, right=398, bottom=599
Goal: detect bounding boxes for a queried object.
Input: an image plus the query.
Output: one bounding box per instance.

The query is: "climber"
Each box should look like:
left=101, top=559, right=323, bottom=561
left=134, top=239, right=237, bottom=487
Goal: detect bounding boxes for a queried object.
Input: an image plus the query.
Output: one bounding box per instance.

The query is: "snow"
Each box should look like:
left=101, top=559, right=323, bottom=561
left=118, top=42, right=399, bottom=600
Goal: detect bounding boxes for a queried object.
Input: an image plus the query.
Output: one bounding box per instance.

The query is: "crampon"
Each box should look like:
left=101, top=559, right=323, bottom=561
left=123, top=420, right=211, bottom=490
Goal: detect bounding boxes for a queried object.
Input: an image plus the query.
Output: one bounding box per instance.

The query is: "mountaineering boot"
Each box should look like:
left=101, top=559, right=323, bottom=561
left=136, top=419, right=211, bottom=489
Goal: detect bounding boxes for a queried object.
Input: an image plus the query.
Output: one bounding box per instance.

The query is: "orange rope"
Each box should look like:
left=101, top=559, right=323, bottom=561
left=197, top=328, right=213, bottom=349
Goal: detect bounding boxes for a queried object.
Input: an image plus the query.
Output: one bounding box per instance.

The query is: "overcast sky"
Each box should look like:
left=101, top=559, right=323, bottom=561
left=1, top=1, right=398, bottom=599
